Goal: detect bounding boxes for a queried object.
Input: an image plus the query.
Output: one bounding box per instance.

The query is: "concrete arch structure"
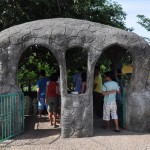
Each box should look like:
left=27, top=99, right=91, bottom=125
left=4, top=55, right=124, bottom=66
left=0, top=18, right=150, bottom=137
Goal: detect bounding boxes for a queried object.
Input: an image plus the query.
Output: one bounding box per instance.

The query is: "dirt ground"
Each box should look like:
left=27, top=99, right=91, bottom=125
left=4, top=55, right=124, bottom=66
left=0, top=115, right=150, bottom=150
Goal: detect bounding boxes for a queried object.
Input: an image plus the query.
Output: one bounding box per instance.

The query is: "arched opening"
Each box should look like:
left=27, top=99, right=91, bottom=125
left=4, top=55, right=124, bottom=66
left=93, top=45, right=133, bottom=133
left=65, top=47, right=88, bottom=94
left=18, top=45, right=61, bottom=135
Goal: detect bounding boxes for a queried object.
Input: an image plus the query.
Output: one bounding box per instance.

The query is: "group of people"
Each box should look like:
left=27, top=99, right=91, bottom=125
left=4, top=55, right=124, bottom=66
left=37, top=66, right=121, bottom=132
left=73, top=66, right=120, bottom=132
left=36, top=70, right=60, bottom=128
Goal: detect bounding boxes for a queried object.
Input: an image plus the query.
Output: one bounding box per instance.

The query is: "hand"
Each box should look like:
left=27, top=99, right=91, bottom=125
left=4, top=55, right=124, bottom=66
left=110, top=90, right=116, bottom=93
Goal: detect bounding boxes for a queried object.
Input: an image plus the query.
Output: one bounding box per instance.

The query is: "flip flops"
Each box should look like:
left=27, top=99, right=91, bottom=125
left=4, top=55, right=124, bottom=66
left=102, top=126, right=109, bottom=130
left=114, top=129, right=120, bottom=132
left=54, top=124, right=59, bottom=128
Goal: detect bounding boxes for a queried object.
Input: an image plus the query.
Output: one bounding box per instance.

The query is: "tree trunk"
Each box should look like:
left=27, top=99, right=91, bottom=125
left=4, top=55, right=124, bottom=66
left=56, top=0, right=61, bottom=16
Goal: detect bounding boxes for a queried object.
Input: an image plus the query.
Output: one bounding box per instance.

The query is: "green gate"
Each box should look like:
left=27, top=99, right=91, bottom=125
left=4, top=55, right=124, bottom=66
left=117, top=89, right=126, bottom=128
left=0, top=92, right=24, bottom=142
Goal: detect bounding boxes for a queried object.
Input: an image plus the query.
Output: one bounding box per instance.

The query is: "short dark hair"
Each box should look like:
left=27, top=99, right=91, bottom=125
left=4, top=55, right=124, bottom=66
left=50, top=73, right=58, bottom=81
left=40, top=70, right=46, bottom=76
left=104, top=71, right=113, bottom=79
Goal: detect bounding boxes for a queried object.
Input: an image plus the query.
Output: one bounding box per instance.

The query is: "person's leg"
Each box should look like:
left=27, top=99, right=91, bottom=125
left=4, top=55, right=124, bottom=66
left=93, top=92, right=96, bottom=115
left=57, top=96, right=61, bottom=119
left=48, top=99, right=53, bottom=125
left=114, top=119, right=119, bottom=130
left=94, top=93, right=103, bottom=117
left=93, top=92, right=100, bottom=117
left=38, top=98, right=44, bottom=117
left=99, top=94, right=104, bottom=117
left=38, top=110, right=42, bottom=117
left=111, top=102, right=120, bottom=131
left=53, top=98, right=59, bottom=128
left=49, top=112, right=53, bottom=125
left=103, top=120, right=110, bottom=129
left=53, top=112, right=57, bottom=126
left=45, top=103, right=50, bottom=119
left=94, top=92, right=102, bottom=117
left=103, top=103, right=110, bottom=129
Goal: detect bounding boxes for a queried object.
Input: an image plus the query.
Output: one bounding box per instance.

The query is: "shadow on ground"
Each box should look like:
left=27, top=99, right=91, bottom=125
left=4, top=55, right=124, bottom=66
left=93, top=118, right=149, bottom=137
left=15, top=115, right=61, bottom=140
left=10, top=115, right=149, bottom=141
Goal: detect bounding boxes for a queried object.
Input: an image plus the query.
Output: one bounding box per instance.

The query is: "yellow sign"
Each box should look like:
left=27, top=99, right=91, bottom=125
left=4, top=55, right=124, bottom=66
left=122, top=64, right=133, bottom=74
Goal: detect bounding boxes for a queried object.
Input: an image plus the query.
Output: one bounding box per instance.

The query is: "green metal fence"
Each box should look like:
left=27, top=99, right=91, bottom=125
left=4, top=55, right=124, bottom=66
left=0, top=92, right=24, bottom=142
left=117, top=89, right=126, bottom=128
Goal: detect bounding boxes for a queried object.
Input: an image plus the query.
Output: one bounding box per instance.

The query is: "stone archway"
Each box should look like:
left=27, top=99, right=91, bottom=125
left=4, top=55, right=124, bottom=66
left=0, top=18, right=150, bottom=137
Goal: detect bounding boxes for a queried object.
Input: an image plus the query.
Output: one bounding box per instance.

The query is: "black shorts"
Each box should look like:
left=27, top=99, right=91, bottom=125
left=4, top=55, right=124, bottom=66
left=47, top=97, right=58, bottom=113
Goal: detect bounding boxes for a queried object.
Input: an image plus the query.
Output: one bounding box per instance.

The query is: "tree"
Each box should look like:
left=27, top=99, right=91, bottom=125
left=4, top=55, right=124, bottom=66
left=0, top=0, right=130, bottom=31
left=137, top=15, right=150, bottom=44
left=137, top=15, right=150, bottom=31
left=0, top=0, right=132, bottom=90
left=18, top=45, right=59, bottom=91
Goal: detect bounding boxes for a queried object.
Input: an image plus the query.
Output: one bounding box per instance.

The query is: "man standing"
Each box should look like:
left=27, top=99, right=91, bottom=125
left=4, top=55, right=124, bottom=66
left=93, top=66, right=103, bottom=117
left=102, top=72, right=120, bottom=132
left=37, top=70, right=49, bottom=118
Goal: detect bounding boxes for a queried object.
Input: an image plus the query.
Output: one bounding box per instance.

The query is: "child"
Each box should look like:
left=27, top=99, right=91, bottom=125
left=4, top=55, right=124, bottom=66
left=46, top=73, right=59, bottom=128
left=102, top=72, right=120, bottom=132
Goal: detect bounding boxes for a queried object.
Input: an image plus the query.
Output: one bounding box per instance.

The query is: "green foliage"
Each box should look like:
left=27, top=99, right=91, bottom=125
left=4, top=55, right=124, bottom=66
left=0, top=0, right=130, bottom=31
left=120, top=51, right=132, bottom=65
left=18, top=45, right=59, bottom=91
left=137, top=15, right=150, bottom=32
left=96, top=53, right=112, bottom=73
left=137, top=15, right=150, bottom=44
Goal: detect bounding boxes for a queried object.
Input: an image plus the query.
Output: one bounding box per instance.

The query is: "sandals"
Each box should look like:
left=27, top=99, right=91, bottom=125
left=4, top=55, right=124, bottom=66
left=102, top=126, right=120, bottom=132
left=102, top=126, right=109, bottom=130
left=114, top=129, right=120, bottom=132
left=54, top=124, right=59, bottom=128
left=50, top=123, right=53, bottom=126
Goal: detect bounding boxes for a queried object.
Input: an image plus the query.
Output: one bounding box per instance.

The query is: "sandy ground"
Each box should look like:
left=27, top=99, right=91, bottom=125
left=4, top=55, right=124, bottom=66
left=0, top=115, right=150, bottom=150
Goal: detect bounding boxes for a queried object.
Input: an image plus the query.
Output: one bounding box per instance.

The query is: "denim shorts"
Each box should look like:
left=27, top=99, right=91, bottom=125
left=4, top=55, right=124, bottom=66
left=38, top=98, right=48, bottom=110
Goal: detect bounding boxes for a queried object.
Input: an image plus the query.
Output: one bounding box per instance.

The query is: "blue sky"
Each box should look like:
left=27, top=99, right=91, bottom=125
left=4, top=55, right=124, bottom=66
left=113, top=0, right=150, bottom=39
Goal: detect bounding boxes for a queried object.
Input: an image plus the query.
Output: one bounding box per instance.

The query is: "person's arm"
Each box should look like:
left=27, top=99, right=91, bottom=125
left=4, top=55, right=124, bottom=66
left=36, top=81, right=40, bottom=100
left=72, top=75, right=76, bottom=90
left=116, top=84, right=121, bottom=94
left=102, top=83, right=116, bottom=96
left=45, top=81, right=50, bottom=103
left=116, top=89, right=120, bottom=94
left=45, top=85, right=48, bottom=103
left=37, top=87, right=40, bottom=100
left=81, top=82, right=86, bottom=94
left=102, top=90, right=116, bottom=96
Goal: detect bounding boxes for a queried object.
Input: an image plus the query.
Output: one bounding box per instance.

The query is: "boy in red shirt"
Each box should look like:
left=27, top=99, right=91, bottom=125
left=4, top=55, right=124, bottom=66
left=46, top=73, right=59, bottom=128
